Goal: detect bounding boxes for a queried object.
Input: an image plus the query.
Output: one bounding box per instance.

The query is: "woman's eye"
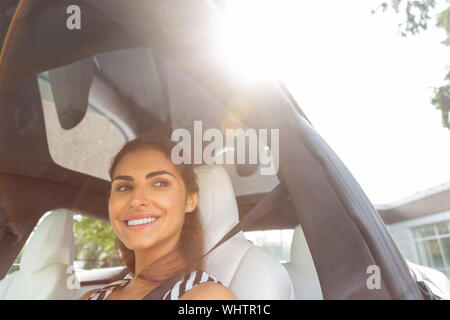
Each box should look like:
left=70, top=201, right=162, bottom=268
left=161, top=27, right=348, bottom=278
left=116, top=185, right=131, bottom=192
left=153, top=180, right=169, bottom=187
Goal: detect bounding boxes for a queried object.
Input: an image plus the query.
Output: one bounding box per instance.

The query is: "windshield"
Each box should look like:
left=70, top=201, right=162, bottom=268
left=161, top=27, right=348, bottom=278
left=0, top=0, right=449, bottom=302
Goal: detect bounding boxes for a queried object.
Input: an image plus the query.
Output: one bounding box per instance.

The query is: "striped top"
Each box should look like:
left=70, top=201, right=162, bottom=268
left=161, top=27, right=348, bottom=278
left=87, top=270, right=222, bottom=300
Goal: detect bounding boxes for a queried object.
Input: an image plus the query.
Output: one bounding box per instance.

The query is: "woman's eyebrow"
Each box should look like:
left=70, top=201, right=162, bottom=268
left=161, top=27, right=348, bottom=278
left=112, top=170, right=175, bottom=182
left=145, top=170, right=176, bottom=179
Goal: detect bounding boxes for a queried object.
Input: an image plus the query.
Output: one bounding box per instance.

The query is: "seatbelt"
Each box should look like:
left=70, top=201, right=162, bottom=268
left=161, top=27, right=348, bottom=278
left=142, top=275, right=182, bottom=300
left=142, top=183, right=290, bottom=300
left=192, top=183, right=290, bottom=267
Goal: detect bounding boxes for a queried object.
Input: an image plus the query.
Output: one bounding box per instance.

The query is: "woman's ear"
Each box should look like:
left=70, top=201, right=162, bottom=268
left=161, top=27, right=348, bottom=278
left=185, top=192, right=199, bottom=213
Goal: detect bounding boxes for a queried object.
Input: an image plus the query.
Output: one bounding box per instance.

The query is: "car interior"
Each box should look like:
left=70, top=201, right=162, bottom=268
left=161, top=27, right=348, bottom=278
left=0, top=47, right=320, bottom=300
left=0, top=1, right=424, bottom=300
left=0, top=164, right=322, bottom=300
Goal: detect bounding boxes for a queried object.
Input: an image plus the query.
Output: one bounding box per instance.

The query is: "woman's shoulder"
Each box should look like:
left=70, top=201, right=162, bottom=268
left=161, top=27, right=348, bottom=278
left=179, top=281, right=236, bottom=300
left=79, top=288, right=100, bottom=300
left=164, top=270, right=235, bottom=300
left=79, top=277, right=131, bottom=300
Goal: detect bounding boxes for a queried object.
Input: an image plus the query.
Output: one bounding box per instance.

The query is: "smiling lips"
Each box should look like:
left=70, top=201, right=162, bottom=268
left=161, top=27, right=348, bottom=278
left=127, top=217, right=157, bottom=226
left=124, top=214, right=160, bottom=228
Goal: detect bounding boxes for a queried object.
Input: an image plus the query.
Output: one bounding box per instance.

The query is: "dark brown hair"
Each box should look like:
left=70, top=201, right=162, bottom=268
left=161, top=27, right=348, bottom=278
left=109, top=132, right=204, bottom=285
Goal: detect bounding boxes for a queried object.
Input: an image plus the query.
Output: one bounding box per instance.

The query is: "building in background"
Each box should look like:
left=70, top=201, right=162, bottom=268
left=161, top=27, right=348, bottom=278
left=377, top=182, right=450, bottom=277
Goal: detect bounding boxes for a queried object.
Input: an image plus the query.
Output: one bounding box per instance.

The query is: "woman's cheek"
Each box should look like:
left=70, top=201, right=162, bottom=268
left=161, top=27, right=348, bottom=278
left=162, top=191, right=186, bottom=227
left=108, top=197, right=124, bottom=229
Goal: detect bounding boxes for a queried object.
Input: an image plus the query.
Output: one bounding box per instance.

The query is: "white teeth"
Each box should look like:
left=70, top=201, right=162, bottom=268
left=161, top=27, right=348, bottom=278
left=127, top=217, right=157, bottom=226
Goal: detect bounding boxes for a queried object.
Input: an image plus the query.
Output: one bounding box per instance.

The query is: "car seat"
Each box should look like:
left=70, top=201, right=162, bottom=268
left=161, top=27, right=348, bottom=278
left=194, top=165, right=295, bottom=299
left=0, top=209, right=78, bottom=299
left=283, top=224, right=323, bottom=299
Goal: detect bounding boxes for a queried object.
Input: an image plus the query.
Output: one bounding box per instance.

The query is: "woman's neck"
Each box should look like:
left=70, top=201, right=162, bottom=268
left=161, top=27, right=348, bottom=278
left=133, top=237, right=187, bottom=287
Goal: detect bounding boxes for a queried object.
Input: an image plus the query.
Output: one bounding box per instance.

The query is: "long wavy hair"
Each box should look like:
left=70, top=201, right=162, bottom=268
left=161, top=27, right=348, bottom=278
left=108, top=132, right=204, bottom=285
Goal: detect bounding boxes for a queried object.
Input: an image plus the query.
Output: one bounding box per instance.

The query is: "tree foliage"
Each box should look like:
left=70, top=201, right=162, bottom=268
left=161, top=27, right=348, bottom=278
left=374, top=0, right=450, bottom=128
left=73, top=215, right=123, bottom=269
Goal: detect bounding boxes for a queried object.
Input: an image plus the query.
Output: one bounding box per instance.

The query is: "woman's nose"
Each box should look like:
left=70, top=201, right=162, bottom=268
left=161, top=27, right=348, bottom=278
left=128, top=189, right=151, bottom=208
left=128, top=198, right=149, bottom=208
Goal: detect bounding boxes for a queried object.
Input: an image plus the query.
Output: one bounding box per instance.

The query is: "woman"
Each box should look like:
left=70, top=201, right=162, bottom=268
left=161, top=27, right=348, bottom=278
left=80, top=133, right=236, bottom=300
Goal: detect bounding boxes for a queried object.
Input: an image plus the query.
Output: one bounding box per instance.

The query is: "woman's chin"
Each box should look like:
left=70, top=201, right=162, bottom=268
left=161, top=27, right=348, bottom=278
left=125, top=239, right=157, bottom=252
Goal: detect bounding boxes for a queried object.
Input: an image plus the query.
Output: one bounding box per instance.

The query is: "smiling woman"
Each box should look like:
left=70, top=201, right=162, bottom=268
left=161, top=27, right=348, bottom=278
left=79, top=132, right=236, bottom=300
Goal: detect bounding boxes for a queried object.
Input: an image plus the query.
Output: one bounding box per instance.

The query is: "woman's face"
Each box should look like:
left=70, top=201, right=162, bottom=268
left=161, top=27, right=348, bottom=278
left=109, top=148, right=197, bottom=251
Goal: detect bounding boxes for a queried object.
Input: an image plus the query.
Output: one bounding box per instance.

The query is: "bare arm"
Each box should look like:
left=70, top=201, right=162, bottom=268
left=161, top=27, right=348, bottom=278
left=179, top=282, right=237, bottom=300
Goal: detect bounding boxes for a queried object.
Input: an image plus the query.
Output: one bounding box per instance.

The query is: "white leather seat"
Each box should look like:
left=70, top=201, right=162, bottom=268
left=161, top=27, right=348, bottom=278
left=283, top=224, right=323, bottom=299
left=0, top=209, right=79, bottom=299
left=194, top=165, right=294, bottom=299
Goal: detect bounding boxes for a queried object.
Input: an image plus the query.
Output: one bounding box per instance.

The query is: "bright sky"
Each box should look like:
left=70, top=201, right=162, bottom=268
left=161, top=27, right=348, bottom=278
left=221, top=0, right=450, bottom=205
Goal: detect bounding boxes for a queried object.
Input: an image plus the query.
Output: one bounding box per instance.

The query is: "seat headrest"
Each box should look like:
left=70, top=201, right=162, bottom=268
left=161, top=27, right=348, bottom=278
left=194, top=165, right=240, bottom=251
left=290, top=224, right=316, bottom=271
left=20, top=209, right=74, bottom=273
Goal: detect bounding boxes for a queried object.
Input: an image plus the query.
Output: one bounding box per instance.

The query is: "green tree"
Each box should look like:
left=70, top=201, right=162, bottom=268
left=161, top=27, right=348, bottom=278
left=373, top=0, right=450, bottom=128
left=73, top=215, right=123, bottom=269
